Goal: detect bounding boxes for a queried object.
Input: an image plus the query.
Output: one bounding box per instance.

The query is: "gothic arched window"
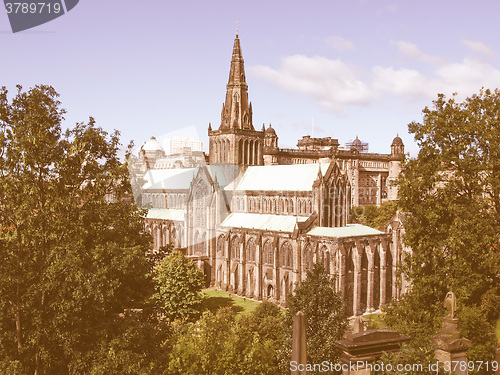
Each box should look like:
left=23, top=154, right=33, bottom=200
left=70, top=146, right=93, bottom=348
left=247, top=238, right=256, bottom=263
left=231, top=235, right=240, bottom=259
left=217, top=235, right=225, bottom=256
left=194, top=181, right=209, bottom=227
left=304, top=244, right=313, bottom=271
left=281, top=241, right=293, bottom=268
left=321, top=245, right=330, bottom=273
left=263, top=240, right=273, bottom=266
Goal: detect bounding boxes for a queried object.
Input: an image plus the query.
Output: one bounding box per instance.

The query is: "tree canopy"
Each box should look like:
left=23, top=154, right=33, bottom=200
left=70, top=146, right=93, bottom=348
left=0, top=85, right=156, bottom=374
left=384, top=89, right=500, bottom=369
left=152, top=250, right=206, bottom=322
left=279, top=263, right=348, bottom=375
left=351, top=201, right=398, bottom=230
left=168, top=302, right=284, bottom=375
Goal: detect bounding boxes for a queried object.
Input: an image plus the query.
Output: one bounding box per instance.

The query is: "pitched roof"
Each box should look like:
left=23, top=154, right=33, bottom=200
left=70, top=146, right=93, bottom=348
left=220, top=212, right=309, bottom=232
left=233, top=163, right=330, bottom=191
left=145, top=208, right=185, bottom=221
left=306, top=224, right=384, bottom=238
left=142, top=168, right=196, bottom=190
left=141, top=162, right=333, bottom=193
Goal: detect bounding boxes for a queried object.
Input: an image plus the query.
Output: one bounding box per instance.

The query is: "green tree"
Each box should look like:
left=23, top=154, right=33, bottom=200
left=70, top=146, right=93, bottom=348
left=279, top=263, right=348, bottom=375
left=168, top=307, right=236, bottom=375
left=168, top=302, right=284, bottom=375
left=0, top=85, right=155, bottom=374
left=385, top=89, right=500, bottom=372
left=152, top=251, right=205, bottom=322
left=89, top=313, right=172, bottom=375
left=232, top=302, right=284, bottom=374
left=351, top=201, right=397, bottom=230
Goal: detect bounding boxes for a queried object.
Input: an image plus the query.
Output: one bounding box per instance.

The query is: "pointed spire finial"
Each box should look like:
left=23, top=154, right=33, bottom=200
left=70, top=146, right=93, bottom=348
left=317, top=164, right=324, bottom=182
left=236, top=21, right=239, bottom=36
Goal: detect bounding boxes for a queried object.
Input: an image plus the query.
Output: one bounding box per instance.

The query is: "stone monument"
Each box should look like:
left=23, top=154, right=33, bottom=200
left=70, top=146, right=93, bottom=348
left=431, top=291, right=471, bottom=375
left=336, top=316, right=410, bottom=375
left=292, top=311, right=307, bottom=375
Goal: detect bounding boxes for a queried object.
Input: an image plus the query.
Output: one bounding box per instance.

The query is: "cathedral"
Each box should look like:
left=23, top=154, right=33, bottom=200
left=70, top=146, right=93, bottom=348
left=137, top=34, right=407, bottom=316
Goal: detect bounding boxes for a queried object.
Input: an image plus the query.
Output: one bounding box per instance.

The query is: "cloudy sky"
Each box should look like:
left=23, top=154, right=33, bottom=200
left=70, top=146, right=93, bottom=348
left=1, top=0, right=499, bottom=156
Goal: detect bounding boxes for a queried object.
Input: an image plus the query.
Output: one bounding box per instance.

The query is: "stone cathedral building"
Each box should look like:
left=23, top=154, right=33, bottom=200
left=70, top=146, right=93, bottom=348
left=139, top=34, right=407, bottom=316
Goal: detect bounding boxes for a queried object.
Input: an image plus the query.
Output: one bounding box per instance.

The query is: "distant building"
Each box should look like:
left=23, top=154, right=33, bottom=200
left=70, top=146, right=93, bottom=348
left=260, top=131, right=405, bottom=207
left=164, top=136, right=204, bottom=155
left=345, top=136, right=369, bottom=153
left=138, top=136, right=165, bottom=170
left=139, top=136, right=205, bottom=169
left=136, top=34, right=406, bottom=315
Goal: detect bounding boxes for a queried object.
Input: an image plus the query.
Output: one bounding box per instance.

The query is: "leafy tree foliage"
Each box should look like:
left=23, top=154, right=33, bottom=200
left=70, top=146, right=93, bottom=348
left=0, top=85, right=155, bottom=374
left=385, top=89, right=500, bottom=371
left=279, top=263, right=348, bottom=375
left=351, top=201, right=398, bottom=230
left=88, top=313, right=172, bottom=375
left=152, top=251, right=205, bottom=322
left=168, top=302, right=284, bottom=374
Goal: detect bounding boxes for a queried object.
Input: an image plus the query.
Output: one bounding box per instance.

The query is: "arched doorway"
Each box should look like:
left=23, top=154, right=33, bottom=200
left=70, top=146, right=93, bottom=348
left=267, top=284, right=274, bottom=299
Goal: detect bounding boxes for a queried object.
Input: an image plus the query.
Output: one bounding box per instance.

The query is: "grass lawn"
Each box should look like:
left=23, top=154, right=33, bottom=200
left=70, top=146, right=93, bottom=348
left=202, top=288, right=261, bottom=315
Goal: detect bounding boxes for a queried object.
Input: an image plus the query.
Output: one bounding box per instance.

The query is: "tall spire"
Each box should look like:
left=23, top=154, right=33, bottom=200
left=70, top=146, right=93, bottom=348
left=228, top=34, right=246, bottom=86
left=208, top=33, right=264, bottom=167
left=219, top=34, right=254, bottom=131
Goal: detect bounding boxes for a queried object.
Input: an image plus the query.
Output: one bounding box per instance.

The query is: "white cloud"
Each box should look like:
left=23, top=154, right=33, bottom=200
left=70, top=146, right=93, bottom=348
left=463, top=40, right=494, bottom=60
left=251, top=55, right=375, bottom=113
left=393, top=40, right=441, bottom=65
left=372, top=58, right=500, bottom=101
left=325, top=36, right=356, bottom=52
left=435, top=58, right=500, bottom=97
left=251, top=42, right=500, bottom=114
left=372, top=66, right=435, bottom=98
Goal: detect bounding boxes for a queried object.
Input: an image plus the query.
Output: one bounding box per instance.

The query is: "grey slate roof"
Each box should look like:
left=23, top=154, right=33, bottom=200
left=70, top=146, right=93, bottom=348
left=233, top=163, right=330, bottom=191
left=306, top=224, right=384, bottom=238
left=220, top=212, right=309, bottom=232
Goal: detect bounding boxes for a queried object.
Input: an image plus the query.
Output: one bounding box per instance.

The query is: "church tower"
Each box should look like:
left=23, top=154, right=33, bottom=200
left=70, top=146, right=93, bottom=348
left=208, top=34, right=264, bottom=166
left=388, top=135, right=405, bottom=200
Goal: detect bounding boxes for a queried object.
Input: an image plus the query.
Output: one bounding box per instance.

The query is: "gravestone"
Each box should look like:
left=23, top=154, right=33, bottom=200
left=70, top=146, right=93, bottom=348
left=335, top=328, right=410, bottom=375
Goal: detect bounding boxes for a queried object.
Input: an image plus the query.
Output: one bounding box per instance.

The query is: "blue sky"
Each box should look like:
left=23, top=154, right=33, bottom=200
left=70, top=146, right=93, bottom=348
left=1, top=0, right=499, bottom=156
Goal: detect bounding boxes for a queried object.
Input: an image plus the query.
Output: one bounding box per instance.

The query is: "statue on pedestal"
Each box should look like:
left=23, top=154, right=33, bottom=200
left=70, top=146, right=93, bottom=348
left=443, top=291, right=457, bottom=318
left=431, top=290, right=471, bottom=375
